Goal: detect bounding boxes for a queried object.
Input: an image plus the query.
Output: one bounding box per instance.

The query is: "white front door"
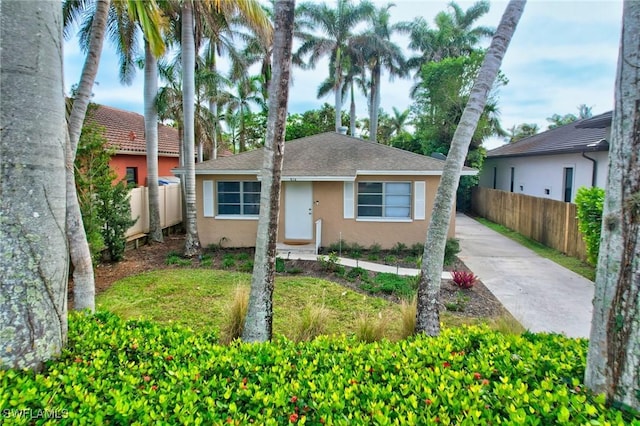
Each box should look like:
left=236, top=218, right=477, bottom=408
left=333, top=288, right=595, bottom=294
left=284, top=181, right=313, bottom=240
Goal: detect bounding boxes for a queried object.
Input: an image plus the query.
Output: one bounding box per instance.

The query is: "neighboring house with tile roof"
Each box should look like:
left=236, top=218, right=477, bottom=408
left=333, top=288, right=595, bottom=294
left=479, top=111, right=611, bottom=203
left=176, top=132, right=477, bottom=250
left=87, top=104, right=180, bottom=186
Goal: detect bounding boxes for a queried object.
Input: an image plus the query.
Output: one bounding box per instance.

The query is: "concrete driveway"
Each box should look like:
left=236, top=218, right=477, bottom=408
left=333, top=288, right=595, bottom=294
left=455, top=214, right=594, bottom=338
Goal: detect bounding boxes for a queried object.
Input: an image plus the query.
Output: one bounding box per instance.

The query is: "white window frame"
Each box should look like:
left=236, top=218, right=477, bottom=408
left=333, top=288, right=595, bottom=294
left=216, top=181, right=261, bottom=218
left=356, top=181, right=412, bottom=222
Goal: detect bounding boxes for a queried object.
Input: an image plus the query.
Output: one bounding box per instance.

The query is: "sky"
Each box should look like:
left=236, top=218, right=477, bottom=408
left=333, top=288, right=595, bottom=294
left=63, top=0, right=623, bottom=150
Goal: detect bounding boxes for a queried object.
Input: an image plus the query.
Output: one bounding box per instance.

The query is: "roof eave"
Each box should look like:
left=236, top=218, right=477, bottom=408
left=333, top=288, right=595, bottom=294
left=487, top=145, right=609, bottom=159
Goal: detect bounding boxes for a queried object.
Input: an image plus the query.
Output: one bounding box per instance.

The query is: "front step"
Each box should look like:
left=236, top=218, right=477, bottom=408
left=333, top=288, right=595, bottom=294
left=276, top=242, right=317, bottom=258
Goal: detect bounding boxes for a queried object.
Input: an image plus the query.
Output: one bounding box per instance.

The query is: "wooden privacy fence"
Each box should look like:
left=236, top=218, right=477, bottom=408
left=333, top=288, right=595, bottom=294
left=471, top=187, right=587, bottom=261
left=126, top=183, right=183, bottom=239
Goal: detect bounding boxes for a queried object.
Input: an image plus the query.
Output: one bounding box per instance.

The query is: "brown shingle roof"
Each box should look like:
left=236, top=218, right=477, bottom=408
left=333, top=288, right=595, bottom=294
left=487, top=111, right=611, bottom=158
left=87, top=104, right=179, bottom=156
left=189, top=132, right=476, bottom=177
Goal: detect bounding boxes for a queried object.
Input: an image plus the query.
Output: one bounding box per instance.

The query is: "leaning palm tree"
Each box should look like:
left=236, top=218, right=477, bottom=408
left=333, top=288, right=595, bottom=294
left=416, top=0, right=526, bottom=336
left=350, top=3, right=406, bottom=142
left=295, top=0, right=374, bottom=132
left=242, top=0, right=296, bottom=343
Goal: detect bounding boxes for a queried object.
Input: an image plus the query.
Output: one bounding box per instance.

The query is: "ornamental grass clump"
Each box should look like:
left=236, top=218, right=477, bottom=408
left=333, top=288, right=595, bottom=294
left=221, top=285, right=249, bottom=344
left=354, top=312, right=386, bottom=343
left=451, top=270, right=478, bottom=289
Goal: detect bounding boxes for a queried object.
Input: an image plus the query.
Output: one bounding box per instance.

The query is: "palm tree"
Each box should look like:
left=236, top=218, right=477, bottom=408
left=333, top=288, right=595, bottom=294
left=242, top=0, right=296, bottom=343
left=63, top=0, right=166, bottom=310
left=1, top=0, right=69, bottom=370
left=223, top=75, right=266, bottom=152
left=415, top=0, right=525, bottom=336
left=180, top=0, right=271, bottom=257
left=350, top=3, right=406, bottom=142
left=295, top=0, right=374, bottom=132
left=398, top=1, right=493, bottom=77
left=389, top=107, right=411, bottom=137
left=63, top=0, right=111, bottom=312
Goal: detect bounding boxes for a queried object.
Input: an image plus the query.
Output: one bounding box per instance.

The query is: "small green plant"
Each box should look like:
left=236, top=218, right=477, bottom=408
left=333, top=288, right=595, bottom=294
left=444, top=238, right=461, bottom=266
left=348, top=242, right=364, bottom=257
left=575, top=186, right=605, bottom=265
left=221, top=286, right=249, bottom=344
left=383, top=255, right=398, bottom=264
left=294, top=304, right=329, bottom=342
left=207, top=237, right=228, bottom=252
left=451, top=270, right=478, bottom=289
left=328, top=239, right=348, bottom=254
left=235, top=252, right=251, bottom=262
left=410, top=242, right=424, bottom=256
left=354, top=313, right=386, bottom=342
left=286, top=267, right=303, bottom=275
left=369, top=242, right=382, bottom=255
left=200, top=254, right=213, bottom=268
left=367, top=253, right=380, bottom=261
left=318, top=252, right=341, bottom=273
left=391, top=242, right=407, bottom=255
left=221, top=254, right=236, bottom=269
left=238, top=260, right=254, bottom=273
left=275, top=257, right=286, bottom=273
left=400, top=297, right=417, bottom=338
left=165, top=251, right=191, bottom=266
left=445, top=290, right=470, bottom=312
left=346, top=267, right=369, bottom=282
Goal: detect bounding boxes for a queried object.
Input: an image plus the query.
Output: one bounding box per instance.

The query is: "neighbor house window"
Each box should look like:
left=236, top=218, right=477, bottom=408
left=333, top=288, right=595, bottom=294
left=125, top=167, right=138, bottom=186
left=357, top=182, right=411, bottom=218
left=217, top=181, right=261, bottom=215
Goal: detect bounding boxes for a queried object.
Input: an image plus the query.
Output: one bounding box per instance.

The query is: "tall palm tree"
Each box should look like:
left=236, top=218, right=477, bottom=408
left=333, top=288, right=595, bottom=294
left=223, top=75, right=265, bottom=152
left=350, top=3, right=406, bottom=142
left=416, top=0, right=525, bottom=336
left=295, top=0, right=374, bottom=132
left=180, top=0, right=271, bottom=257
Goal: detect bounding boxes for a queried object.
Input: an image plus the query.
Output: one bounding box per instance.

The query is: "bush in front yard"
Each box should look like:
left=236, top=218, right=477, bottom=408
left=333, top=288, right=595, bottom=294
left=575, top=186, right=605, bottom=265
left=0, top=312, right=630, bottom=425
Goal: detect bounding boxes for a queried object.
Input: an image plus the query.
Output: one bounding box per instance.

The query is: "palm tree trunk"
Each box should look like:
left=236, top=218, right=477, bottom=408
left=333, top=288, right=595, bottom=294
left=243, top=0, right=296, bottom=343
left=369, top=64, right=381, bottom=143
left=144, top=41, right=163, bottom=243
left=416, top=0, right=526, bottom=336
left=350, top=81, right=357, bottom=136
left=67, top=0, right=111, bottom=311
left=1, top=0, right=69, bottom=370
left=334, top=49, right=343, bottom=132
left=181, top=1, right=201, bottom=257
left=585, top=0, right=640, bottom=411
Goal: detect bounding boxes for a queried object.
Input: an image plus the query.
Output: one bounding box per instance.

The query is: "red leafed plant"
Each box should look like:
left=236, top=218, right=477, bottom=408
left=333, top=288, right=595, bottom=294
left=451, top=270, right=478, bottom=289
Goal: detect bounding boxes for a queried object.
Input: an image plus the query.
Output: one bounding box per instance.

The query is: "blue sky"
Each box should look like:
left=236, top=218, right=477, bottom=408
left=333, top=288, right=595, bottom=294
left=63, top=0, right=623, bottom=149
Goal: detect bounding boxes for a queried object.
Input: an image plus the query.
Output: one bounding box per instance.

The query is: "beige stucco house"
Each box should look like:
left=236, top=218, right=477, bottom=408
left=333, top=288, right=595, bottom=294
left=189, top=132, right=476, bottom=251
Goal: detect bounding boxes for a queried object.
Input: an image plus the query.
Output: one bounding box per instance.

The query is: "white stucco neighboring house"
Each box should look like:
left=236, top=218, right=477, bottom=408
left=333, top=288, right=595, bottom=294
left=479, top=111, right=611, bottom=203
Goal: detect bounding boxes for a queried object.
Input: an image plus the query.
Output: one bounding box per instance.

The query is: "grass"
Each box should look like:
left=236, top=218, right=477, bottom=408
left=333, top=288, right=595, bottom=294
left=96, top=269, right=508, bottom=340
left=474, top=217, right=596, bottom=281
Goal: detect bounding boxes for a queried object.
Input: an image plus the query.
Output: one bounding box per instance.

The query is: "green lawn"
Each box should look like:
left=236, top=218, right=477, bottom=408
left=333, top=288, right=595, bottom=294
left=96, top=269, right=512, bottom=340
left=474, top=217, right=596, bottom=281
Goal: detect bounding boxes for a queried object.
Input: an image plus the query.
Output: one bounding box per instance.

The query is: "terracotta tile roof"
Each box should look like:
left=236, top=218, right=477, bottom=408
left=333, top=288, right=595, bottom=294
left=487, top=111, right=612, bottom=158
left=86, top=104, right=180, bottom=156
left=188, top=132, right=476, bottom=178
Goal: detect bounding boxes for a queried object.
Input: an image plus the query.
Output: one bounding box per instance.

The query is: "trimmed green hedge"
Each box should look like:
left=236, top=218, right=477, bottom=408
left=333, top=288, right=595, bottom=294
left=0, top=312, right=630, bottom=425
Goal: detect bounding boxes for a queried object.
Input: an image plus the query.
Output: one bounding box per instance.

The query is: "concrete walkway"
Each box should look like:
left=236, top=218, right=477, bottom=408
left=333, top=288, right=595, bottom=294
left=455, top=213, right=594, bottom=338
left=276, top=251, right=452, bottom=279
